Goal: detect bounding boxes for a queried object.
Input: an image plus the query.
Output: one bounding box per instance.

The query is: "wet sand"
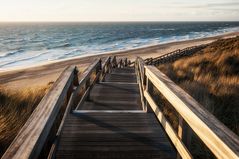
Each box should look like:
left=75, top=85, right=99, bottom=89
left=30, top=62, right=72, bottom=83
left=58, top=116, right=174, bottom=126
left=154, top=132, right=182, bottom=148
left=0, top=32, right=238, bottom=90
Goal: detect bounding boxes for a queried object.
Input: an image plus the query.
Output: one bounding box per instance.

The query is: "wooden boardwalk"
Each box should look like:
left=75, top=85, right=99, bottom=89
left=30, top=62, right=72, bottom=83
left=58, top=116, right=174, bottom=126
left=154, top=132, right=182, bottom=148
left=3, top=54, right=239, bottom=159
left=56, top=67, right=176, bottom=159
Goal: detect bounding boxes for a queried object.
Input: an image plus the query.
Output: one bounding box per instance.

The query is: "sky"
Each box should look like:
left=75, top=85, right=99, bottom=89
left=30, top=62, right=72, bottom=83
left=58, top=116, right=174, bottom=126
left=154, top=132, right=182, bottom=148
left=0, top=0, right=238, bottom=22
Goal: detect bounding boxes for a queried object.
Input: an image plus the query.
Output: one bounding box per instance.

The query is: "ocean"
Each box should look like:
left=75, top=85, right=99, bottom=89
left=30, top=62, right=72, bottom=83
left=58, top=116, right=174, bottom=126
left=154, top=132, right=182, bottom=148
left=0, top=22, right=239, bottom=69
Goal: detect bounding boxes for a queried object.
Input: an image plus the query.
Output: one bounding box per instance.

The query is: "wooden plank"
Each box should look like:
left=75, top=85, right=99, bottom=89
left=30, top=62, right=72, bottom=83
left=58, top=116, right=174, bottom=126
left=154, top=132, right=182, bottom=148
left=145, top=66, right=239, bottom=159
left=104, top=73, right=137, bottom=83
left=56, top=112, right=176, bottom=159
left=2, top=66, right=77, bottom=159
left=73, top=110, right=145, bottom=113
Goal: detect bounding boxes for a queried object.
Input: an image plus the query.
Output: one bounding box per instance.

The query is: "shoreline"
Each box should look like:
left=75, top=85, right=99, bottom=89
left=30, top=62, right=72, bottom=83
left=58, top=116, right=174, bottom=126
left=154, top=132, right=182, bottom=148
left=0, top=31, right=239, bottom=89
left=1, top=30, right=239, bottom=73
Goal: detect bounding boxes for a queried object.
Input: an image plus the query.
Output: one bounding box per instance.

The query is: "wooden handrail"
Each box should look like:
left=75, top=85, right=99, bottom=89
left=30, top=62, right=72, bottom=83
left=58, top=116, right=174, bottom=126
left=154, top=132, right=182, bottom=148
left=2, top=66, right=78, bottom=159
left=135, top=57, right=147, bottom=111
left=144, top=66, right=239, bottom=159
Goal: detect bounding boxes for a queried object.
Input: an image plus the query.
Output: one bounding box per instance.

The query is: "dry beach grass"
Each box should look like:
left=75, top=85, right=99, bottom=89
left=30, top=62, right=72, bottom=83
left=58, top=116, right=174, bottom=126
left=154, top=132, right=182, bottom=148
left=158, top=36, right=239, bottom=158
left=0, top=84, right=51, bottom=157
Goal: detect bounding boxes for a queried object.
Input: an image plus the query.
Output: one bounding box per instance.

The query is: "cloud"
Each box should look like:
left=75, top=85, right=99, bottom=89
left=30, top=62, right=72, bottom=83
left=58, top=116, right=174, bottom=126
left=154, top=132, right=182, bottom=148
left=180, top=2, right=239, bottom=9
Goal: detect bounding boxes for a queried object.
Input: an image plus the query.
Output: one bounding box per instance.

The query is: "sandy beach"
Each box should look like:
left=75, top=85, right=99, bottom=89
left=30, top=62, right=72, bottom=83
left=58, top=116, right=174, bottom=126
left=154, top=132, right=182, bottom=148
left=0, top=31, right=238, bottom=90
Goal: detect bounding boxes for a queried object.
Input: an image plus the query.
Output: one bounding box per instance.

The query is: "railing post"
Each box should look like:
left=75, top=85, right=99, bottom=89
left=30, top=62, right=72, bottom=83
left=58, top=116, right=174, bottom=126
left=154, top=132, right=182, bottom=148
left=119, top=59, right=123, bottom=68
left=99, top=59, right=102, bottom=71
left=73, top=67, right=79, bottom=86
left=128, top=60, right=131, bottom=66
left=142, top=66, right=147, bottom=112
left=112, top=56, right=117, bottom=68
left=67, top=67, right=79, bottom=102
left=177, top=116, right=184, bottom=159
left=108, top=57, right=112, bottom=73
left=124, top=58, right=128, bottom=67
left=96, top=59, right=102, bottom=83
left=145, top=76, right=153, bottom=112
left=177, top=114, right=192, bottom=159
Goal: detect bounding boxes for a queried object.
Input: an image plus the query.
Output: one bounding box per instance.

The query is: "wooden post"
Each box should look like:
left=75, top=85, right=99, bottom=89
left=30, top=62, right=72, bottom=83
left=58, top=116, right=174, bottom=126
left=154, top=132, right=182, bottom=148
left=183, top=122, right=192, bottom=151
left=96, top=60, right=102, bottom=83
left=112, top=56, right=117, bottom=68
left=177, top=116, right=184, bottom=159
left=73, top=67, right=79, bottom=86
left=124, top=58, right=128, bottom=67
left=142, top=66, right=147, bottom=112
left=108, top=57, right=111, bottom=73
left=145, top=76, right=153, bottom=111
left=67, top=68, right=80, bottom=104
left=119, top=59, right=123, bottom=68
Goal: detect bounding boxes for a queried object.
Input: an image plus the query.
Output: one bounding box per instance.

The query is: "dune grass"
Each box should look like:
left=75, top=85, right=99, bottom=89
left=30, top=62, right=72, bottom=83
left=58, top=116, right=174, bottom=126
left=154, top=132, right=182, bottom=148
left=0, top=84, right=51, bottom=157
left=157, top=36, right=239, bottom=158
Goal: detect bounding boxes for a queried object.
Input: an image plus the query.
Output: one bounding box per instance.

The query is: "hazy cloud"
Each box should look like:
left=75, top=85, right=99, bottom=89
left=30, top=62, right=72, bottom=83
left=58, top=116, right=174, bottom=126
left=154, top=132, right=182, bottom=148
left=0, top=0, right=238, bottom=21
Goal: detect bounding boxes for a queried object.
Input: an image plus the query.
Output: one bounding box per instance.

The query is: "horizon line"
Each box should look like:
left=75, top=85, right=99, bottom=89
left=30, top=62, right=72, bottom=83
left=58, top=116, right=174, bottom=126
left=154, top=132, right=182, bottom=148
left=1, top=20, right=239, bottom=23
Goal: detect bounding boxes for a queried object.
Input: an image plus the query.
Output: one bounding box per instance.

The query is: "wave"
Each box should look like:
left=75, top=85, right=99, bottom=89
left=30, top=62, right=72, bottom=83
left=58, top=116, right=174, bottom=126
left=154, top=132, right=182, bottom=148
left=48, top=43, right=72, bottom=49
left=0, top=49, right=24, bottom=58
left=56, top=49, right=83, bottom=60
left=151, top=28, right=175, bottom=31
left=0, top=51, right=49, bottom=68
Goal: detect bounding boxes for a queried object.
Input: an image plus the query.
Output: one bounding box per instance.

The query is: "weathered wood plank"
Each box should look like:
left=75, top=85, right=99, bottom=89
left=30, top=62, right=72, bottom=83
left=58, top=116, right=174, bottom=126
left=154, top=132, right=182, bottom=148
left=56, top=112, right=176, bottom=159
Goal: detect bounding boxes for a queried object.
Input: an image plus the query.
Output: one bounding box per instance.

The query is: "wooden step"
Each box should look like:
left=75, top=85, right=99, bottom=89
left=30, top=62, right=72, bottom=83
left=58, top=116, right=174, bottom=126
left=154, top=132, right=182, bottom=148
left=79, top=101, right=141, bottom=110
left=91, top=83, right=139, bottom=94
left=104, top=73, right=137, bottom=83
left=111, top=67, right=135, bottom=74
left=78, top=82, right=141, bottom=110
left=56, top=113, right=176, bottom=159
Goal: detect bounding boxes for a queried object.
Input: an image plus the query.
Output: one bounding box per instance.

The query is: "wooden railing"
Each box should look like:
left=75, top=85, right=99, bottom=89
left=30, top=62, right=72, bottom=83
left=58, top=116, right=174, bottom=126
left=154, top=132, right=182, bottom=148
left=2, top=56, right=130, bottom=159
left=2, top=66, right=79, bottom=159
left=143, top=45, right=207, bottom=66
left=136, top=57, right=239, bottom=159
left=129, top=45, right=206, bottom=66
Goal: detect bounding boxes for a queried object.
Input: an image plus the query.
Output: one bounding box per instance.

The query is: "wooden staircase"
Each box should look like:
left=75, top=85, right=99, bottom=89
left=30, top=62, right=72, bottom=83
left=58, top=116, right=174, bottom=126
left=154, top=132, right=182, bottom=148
left=55, top=66, right=176, bottom=159
left=3, top=54, right=239, bottom=159
left=78, top=67, right=141, bottom=111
